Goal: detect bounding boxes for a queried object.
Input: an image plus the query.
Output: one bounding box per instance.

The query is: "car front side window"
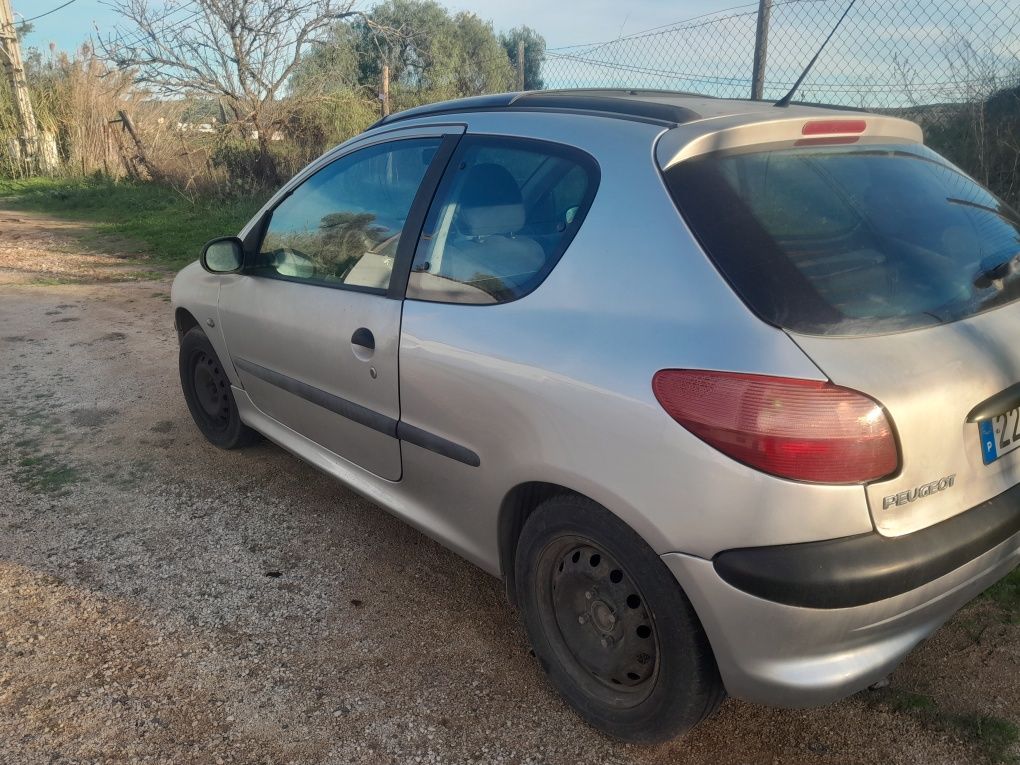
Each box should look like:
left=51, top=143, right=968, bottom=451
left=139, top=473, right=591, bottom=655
left=253, top=138, right=441, bottom=291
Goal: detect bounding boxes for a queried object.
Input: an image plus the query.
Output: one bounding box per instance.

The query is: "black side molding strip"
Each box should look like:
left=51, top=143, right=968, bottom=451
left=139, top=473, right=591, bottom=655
left=713, top=482, right=1020, bottom=609
left=234, top=357, right=397, bottom=437
left=233, top=357, right=479, bottom=467
left=967, top=381, right=1020, bottom=422
left=397, top=422, right=480, bottom=467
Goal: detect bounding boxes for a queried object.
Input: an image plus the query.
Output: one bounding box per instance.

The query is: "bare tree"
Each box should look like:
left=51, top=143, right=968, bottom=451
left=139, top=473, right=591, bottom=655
left=99, top=0, right=365, bottom=183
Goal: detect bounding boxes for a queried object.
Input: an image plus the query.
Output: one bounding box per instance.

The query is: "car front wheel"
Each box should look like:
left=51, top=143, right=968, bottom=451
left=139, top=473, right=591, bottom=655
left=179, top=327, right=258, bottom=449
left=515, top=494, right=724, bottom=743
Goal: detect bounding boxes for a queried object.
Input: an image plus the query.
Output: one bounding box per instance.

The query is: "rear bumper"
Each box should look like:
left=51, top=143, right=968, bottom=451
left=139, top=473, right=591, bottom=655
left=714, top=482, right=1020, bottom=608
left=663, top=491, right=1020, bottom=707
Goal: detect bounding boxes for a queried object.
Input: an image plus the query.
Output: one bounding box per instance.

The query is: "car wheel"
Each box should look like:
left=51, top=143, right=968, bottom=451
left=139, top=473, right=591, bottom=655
left=515, top=494, right=724, bottom=743
left=179, top=327, right=258, bottom=449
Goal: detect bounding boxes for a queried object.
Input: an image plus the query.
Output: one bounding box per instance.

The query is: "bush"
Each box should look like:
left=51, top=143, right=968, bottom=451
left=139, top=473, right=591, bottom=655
left=210, top=139, right=267, bottom=195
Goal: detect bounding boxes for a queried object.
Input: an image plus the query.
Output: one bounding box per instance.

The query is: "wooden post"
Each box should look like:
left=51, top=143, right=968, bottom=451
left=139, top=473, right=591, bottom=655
left=380, top=64, right=390, bottom=117
left=109, top=118, right=139, bottom=180
left=117, top=109, right=162, bottom=181
left=516, top=40, right=526, bottom=91
left=751, top=0, right=773, bottom=100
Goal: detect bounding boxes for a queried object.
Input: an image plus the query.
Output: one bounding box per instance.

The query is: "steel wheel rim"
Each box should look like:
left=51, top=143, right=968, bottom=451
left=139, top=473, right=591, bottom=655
left=536, top=535, right=660, bottom=707
left=191, top=350, right=231, bottom=431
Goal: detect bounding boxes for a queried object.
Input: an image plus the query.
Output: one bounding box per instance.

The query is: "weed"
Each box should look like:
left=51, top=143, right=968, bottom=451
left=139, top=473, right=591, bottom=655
left=868, top=688, right=1019, bottom=763
left=883, top=689, right=938, bottom=713
left=105, top=458, right=154, bottom=490
left=19, top=409, right=64, bottom=435
left=953, top=715, right=1020, bottom=765
left=28, top=271, right=171, bottom=287
left=984, top=568, right=1020, bottom=624
left=14, top=453, right=81, bottom=494
left=28, top=276, right=84, bottom=286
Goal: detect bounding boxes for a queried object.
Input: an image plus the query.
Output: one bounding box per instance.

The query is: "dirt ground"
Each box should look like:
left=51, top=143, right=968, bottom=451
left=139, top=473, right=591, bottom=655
left=0, top=208, right=1017, bottom=765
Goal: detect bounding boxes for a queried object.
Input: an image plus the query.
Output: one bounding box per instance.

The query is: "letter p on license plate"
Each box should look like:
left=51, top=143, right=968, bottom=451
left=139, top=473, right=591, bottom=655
left=979, top=407, right=1020, bottom=464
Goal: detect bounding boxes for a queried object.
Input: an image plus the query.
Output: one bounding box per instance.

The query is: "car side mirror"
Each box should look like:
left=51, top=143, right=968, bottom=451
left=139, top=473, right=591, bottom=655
left=201, top=236, right=244, bottom=274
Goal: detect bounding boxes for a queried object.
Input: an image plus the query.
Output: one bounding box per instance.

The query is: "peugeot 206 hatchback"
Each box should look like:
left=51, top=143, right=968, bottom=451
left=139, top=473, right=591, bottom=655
left=172, top=89, right=1020, bottom=742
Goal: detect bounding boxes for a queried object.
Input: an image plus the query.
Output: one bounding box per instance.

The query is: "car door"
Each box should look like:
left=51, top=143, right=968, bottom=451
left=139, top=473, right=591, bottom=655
left=216, top=127, right=462, bottom=481
left=396, top=133, right=600, bottom=472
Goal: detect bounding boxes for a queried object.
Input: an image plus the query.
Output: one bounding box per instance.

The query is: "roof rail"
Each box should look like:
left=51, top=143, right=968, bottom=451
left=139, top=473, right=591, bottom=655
left=535, top=87, right=715, bottom=99
left=370, top=89, right=704, bottom=129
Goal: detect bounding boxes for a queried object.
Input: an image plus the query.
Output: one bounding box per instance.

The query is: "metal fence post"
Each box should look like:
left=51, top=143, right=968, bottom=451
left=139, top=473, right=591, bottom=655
left=751, top=0, right=772, bottom=100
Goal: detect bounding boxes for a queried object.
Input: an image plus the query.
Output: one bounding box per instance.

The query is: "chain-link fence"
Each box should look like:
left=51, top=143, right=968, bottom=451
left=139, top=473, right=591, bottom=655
left=541, top=0, right=1020, bottom=109
left=540, top=0, right=1020, bottom=204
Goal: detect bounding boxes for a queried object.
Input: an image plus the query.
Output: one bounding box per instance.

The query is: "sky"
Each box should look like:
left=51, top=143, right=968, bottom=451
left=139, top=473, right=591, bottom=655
left=19, top=0, right=735, bottom=55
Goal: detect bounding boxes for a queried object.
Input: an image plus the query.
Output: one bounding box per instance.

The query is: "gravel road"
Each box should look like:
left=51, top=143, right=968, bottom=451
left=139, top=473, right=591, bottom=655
left=0, top=209, right=1017, bottom=765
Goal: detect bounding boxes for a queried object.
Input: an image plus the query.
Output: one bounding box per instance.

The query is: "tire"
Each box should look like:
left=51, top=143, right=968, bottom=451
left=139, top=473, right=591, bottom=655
left=515, top=494, right=724, bottom=743
left=179, top=327, right=258, bottom=450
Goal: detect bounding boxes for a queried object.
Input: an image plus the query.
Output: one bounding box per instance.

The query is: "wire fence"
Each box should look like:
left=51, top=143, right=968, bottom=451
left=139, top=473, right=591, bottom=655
left=538, top=0, right=1020, bottom=205
left=540, top=0, right=1020, bottom=112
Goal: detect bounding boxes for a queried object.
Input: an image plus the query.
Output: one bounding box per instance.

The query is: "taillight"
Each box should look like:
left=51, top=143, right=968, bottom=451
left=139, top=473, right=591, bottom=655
left=797, top=119, right=868, bottom=147
left=652, top=370, right=898, bottom=484
left=801, top=119, right=867, bottom=135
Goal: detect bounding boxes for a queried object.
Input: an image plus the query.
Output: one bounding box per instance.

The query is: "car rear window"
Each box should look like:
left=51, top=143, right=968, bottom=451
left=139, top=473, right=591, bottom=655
left=664, top=142, right=1020, bottom=336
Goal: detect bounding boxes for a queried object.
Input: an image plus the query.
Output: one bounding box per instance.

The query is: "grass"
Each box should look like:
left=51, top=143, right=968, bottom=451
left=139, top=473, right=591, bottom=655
left=13, top=453, right=81, bottom=495
left=984, top=567, right=1020, bottom=623
left=869, top=689, right=1019, bottom=764
left=27, top=272, right=166, bottom=286
left=0, top=177, right=264, bottom=271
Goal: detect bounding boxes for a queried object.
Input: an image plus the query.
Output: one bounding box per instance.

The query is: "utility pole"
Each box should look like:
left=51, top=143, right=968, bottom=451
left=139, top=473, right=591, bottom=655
left=750, top=0, right=772, bottom=100
left=0, top=0, right=48, bottom=173
left=380, top=63, right=390, bottom=117
left=516, top=40, right=526, bottom=91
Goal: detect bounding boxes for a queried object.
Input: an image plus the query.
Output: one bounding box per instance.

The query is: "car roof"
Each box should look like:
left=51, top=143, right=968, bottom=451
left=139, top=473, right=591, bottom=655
left=370, top=88, right=867, bottom=130
left=363, top=88, right=924, bottom=172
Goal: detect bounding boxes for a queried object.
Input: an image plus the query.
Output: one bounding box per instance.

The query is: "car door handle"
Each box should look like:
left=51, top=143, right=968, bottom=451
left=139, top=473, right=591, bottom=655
left=351, top=327, right=375, bottom=351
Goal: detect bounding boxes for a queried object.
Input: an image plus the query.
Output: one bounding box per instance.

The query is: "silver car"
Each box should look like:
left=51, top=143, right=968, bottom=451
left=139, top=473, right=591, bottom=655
left=171, top=89, right=1020, bottom=742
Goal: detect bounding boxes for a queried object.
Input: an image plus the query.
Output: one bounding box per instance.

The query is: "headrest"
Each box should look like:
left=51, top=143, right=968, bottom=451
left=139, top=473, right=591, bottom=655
left=458, top=163, right=525, bottom=236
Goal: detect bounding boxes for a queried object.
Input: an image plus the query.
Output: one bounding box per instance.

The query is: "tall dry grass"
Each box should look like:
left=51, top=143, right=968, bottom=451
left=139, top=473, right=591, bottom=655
left=0, top=46, right=142, bottom=179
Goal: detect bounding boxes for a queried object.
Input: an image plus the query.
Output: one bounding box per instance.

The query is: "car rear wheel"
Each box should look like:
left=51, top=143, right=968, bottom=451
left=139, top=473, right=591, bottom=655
left=515, top=494, right=724, bottom=743
left=179, top=327, right=258, bottom=449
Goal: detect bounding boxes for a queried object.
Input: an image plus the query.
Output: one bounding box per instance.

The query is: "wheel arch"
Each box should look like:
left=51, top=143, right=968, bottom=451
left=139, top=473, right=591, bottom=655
left=498, top=481, right=589, bottom=604
left=174, top=306, right=200, bottom=342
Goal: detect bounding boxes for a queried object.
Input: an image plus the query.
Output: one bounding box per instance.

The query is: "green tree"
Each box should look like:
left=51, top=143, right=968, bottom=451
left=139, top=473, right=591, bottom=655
left=288, top=23, right=363, bottom=95
left=500, top=26, right=546, bottom=90
left=284, top=21, right=379, bottom=149
left=293, top=0, right=514, bottom=110
left=452, top=12, right=515, bottom=96
left=363, top=0, right=462, bottom=98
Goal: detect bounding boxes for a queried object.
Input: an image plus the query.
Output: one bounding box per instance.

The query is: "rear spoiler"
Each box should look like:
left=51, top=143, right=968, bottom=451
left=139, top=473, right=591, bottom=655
left=656, top=111, right=923, bottom=169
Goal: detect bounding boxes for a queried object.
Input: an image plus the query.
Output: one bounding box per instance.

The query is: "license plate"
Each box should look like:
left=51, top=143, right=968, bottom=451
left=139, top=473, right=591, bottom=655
left=978, top=407, right=1020, bottom=464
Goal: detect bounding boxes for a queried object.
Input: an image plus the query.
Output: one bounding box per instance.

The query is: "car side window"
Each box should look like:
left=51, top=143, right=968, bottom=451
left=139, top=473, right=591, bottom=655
left=252, top=138, right=441, bottom=291
left=406, top=137, right=599, bottom=304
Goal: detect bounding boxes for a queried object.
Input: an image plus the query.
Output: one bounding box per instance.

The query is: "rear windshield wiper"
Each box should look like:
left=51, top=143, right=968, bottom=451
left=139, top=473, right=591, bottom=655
left=947, top=197, right=1020, bottom=226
